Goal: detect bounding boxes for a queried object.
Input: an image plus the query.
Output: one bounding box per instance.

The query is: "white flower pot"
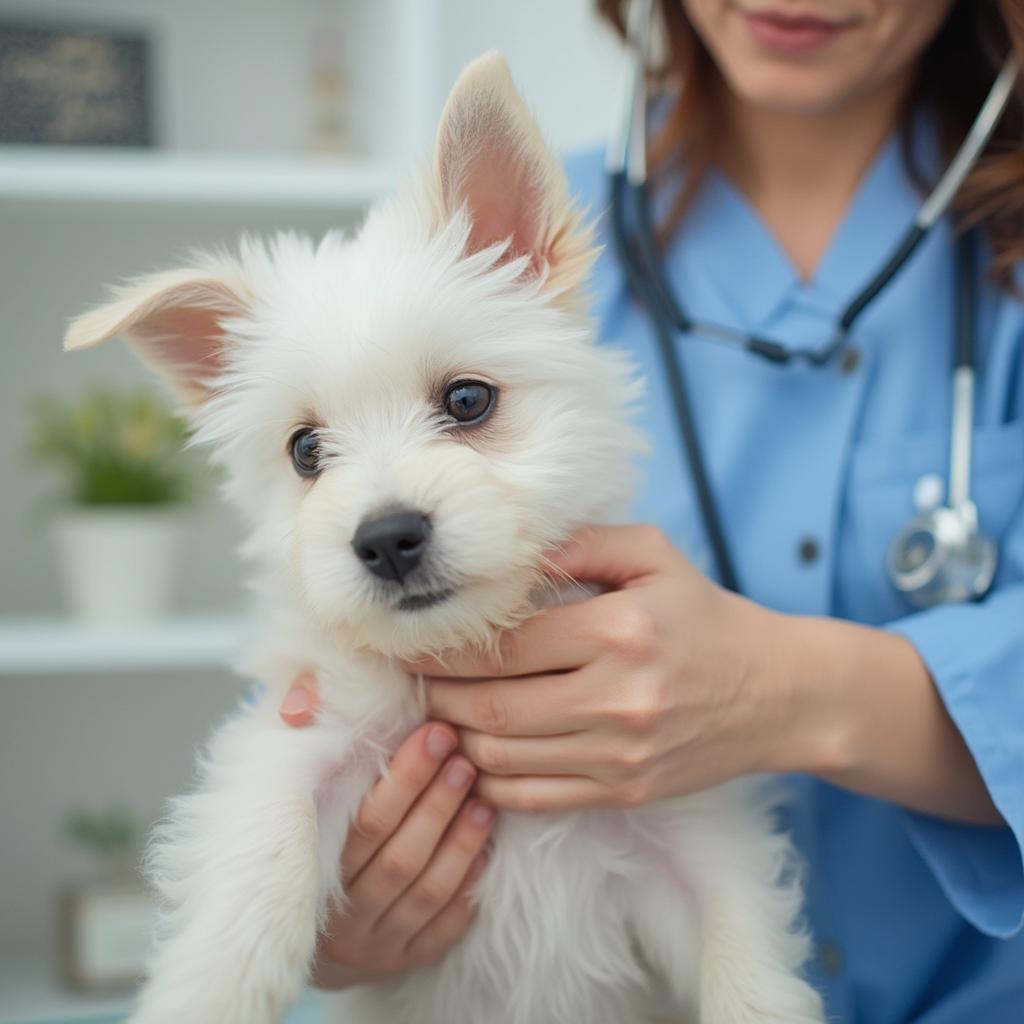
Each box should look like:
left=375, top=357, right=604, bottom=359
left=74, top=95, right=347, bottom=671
left=54, top=508, right=182, bottom=624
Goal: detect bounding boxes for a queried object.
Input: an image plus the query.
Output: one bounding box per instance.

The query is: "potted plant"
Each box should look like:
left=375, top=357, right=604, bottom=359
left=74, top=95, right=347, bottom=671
left=27, top=389, right=200, bottom=624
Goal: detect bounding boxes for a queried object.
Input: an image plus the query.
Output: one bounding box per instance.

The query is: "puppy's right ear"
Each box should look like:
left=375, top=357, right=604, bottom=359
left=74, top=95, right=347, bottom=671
left=64, top=259, right=251, bottom=409
left=431, top=51, right=594, bottom=302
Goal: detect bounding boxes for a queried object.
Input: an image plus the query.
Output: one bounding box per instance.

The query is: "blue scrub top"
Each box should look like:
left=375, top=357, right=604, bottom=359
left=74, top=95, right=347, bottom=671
left=566, top=125, right=1024, bottom=1023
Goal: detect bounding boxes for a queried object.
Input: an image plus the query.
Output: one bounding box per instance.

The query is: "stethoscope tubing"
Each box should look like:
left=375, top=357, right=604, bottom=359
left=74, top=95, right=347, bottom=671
left=610, top=169, right=743, bottom=593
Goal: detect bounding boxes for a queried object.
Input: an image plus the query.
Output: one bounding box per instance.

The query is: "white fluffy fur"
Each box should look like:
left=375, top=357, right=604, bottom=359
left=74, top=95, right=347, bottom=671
left=66, top=53, right=824, bottom=1024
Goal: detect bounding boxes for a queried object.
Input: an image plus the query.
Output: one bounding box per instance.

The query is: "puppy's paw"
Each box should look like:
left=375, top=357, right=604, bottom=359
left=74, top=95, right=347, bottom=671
left=702, top=975, right=825, bottom=1024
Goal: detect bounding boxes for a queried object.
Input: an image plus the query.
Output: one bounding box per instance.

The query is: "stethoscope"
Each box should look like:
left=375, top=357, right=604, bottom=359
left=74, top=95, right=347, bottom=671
left=608, top=0, right=1017, bottom=607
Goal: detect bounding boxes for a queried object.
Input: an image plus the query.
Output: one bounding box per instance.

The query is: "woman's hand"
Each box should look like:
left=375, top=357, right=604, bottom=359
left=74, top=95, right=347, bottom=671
left=401, top=525, right=837, bottom=813
left=400, top=524, right=1001, bottom=826
left=279, top=675, right=495, bottom=987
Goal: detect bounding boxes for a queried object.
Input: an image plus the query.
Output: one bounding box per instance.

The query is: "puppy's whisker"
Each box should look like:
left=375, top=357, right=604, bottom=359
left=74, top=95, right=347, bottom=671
left=537, top=553, right=580, bottom=589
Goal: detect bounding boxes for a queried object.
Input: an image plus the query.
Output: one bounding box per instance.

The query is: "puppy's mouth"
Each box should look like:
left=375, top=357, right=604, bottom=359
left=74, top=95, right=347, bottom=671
left=396, top=588, right=455, bottom=612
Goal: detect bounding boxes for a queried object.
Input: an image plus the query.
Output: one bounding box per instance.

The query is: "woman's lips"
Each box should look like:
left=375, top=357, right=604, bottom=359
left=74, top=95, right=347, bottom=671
left=741, top=10, right=853, bottom=54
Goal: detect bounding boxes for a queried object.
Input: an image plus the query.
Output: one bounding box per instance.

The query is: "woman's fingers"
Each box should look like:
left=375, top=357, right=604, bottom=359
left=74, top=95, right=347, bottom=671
left=374, top=798, right=494, bottom=942
left=403, top=853, right=489, bottom=968
left=400, top=600, right=603, bottom=679
left=543, top=524, right=679, bottom=586
left=458, top=727, right=594, bottom=777
left=313, top=725, right=490, bottom=987
left=426, top=671, right=595, bottom=736
left=341, top=722, right=458, bottom=881
left=474, top=773, right=616, bottom=813
left=278, top=672, right=320, bottom=727
left=345, top=754, right=478, bottom=924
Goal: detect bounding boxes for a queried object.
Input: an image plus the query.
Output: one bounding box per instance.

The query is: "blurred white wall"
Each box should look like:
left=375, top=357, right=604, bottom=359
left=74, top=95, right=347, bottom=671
left=435, top=0, right=624, bottom=156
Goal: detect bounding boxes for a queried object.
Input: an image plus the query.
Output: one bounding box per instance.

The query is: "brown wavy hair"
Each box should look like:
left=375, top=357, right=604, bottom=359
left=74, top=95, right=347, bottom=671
left=596, top=1, right=1024, bottom=282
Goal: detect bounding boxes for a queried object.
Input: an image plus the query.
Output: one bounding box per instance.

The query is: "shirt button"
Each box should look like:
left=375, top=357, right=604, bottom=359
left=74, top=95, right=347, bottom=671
left=797, top=536, right=820, bottom=564
left=838, top=346, right=861, bottom=375
left=818, top=940, right=844, bottom=977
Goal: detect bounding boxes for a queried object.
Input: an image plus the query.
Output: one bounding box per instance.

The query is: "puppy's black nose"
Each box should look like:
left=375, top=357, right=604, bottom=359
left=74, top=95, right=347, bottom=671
left=352, top=511, right=431, bottom=583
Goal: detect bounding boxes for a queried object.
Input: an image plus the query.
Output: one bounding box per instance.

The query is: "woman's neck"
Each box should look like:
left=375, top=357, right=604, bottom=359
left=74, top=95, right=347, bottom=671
left=713, top=73, right=914, bottom=280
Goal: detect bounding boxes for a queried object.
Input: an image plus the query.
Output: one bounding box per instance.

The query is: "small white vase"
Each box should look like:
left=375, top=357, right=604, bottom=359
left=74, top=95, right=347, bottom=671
left=54, top=507, right=182, bottom=625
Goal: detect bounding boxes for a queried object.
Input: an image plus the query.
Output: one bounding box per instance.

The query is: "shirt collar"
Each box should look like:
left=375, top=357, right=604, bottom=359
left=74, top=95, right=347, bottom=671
left=662, top=116, right=941, bottom=332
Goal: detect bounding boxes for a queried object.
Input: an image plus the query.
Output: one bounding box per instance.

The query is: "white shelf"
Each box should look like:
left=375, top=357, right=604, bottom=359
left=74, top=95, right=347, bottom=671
left=0, top=148, right=399, bottom=209
left=0, top=961, right=326, bottom=1023
left=0, top=616, right=243, bottom=675
left=0, top=961, right=127, bottom=1024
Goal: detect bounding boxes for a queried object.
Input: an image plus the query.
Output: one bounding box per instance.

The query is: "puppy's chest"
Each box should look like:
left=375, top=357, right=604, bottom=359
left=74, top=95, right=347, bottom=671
left=317, top=687, right=425, bottom=793
left=485, top=806, right=674, bottom=894
left=411, top=806, right=690, bottom=1022
left=501, top=809, right=678, bottom=923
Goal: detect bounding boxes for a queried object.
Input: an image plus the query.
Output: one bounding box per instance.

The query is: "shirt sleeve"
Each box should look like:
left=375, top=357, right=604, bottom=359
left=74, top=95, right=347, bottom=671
left=886, top=499, right=1024, bottom=938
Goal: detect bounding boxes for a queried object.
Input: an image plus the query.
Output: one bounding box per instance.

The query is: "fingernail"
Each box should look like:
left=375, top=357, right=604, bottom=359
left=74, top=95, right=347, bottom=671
left=426, top=726, right=456, bottom=762
left=468, top=801, right=494, bottom=827
left=444, top=757, right=474, bottom=789
left=280, top=687, right=313, bottom=718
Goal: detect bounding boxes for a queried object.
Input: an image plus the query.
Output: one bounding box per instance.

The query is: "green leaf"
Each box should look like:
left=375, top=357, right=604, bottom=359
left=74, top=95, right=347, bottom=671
left=63, top=806, right=139, bottom=861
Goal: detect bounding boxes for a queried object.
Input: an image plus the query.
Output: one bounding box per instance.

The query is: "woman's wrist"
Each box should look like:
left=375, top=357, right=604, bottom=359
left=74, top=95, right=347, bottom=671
left=754, top=608, right=1003, bottom=824
left=746, top=606, right=861, bottom=780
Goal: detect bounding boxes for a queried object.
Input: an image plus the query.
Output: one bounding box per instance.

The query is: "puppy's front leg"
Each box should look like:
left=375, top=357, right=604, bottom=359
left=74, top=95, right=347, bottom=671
left=632, top=789, right=825, bottom=1024
left=128, top=707, right=373, bottom=1024
left=680, top=790, right=824, bottom=1024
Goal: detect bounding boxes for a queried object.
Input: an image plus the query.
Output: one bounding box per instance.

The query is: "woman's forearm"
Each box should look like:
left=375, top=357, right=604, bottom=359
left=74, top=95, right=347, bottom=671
left=768, top=611, right=1004, bottom=826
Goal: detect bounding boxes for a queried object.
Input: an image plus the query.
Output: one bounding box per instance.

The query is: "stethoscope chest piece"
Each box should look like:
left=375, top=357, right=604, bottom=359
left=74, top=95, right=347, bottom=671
left=888, top=503, right=997, bottom=608
left=886, top=270, right=999, bottom=609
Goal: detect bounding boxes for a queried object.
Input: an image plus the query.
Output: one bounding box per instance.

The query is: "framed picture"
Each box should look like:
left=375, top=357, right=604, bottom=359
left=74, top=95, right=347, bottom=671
left=59, top=878, right=155, bottom=992
left=0, top=21, right=153, bottom=146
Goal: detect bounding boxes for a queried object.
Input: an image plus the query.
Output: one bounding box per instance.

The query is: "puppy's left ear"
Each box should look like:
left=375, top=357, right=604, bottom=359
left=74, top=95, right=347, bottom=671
left=64, top=259, right=251, bottom=410
left=432, top=51, right=594, bottom=302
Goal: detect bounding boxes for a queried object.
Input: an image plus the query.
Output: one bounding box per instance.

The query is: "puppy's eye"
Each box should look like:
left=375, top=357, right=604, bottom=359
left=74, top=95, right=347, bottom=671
left=442, top=380, right=496, bottom=426
left=289, top=428, right=321, bottom=477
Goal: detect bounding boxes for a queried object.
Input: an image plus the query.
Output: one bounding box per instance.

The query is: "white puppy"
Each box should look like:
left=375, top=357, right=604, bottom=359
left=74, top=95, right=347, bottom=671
left=67, top=53, right=824, bottom=1024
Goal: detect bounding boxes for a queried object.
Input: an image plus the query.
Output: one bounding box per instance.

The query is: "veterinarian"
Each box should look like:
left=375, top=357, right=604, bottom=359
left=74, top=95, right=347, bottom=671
left=280, top=1, right=1024, bottom=1018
